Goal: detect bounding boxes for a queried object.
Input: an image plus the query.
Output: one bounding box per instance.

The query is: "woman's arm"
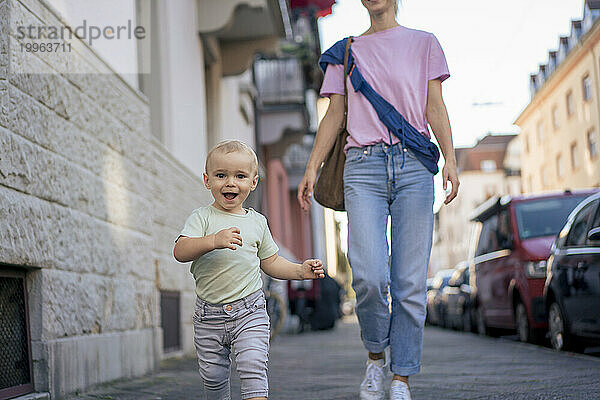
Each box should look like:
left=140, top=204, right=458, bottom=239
left=297, top=93, right=346, bottom=211
left=426, top=79, right=459, bottom=204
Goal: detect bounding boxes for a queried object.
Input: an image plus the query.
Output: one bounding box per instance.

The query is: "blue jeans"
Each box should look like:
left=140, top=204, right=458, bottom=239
left=344, top=142, right=434, bottom=376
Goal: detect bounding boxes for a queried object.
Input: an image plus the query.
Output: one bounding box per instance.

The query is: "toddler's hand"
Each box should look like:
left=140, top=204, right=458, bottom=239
left=214, top=227, right=242, bottom=250
left=301, top=259, right=325, bottom=279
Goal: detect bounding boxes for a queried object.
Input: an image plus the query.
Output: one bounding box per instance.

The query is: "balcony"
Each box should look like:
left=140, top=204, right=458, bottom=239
left=197, top=0, right=292, bottom=76
left=254, top=57, right=305, bottom=106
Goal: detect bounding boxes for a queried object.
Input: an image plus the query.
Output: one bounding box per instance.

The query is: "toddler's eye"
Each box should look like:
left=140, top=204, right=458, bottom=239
left=236, top=174, right=246, bottom=179
left=216, top=173, right=225, bottom=179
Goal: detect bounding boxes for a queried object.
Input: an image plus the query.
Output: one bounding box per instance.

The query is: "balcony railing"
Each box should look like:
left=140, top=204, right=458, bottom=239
left=254, top=57, right=305, bottom=105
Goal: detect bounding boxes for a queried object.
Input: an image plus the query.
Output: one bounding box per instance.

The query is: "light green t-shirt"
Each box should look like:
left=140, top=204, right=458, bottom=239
left=178, top=205, right=279, bottom=304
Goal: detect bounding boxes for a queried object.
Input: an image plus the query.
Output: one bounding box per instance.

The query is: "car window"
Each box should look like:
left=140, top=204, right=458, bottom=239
left=515, top=196, right=590, bottom=240
left=586, top=200, right=600, bottom=246
left=565, top=201, right=597, bottom=247
left=475, top=215, right=498, bottom=256
left=591, top=200, right=600, bottom=229
left=495, top=209, right=512, bottom=250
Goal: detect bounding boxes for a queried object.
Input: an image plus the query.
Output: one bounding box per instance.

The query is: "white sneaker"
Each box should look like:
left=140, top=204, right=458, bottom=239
left=389, top=380, right=411, bottom=400
left=359, top=349, right=389, bottom=400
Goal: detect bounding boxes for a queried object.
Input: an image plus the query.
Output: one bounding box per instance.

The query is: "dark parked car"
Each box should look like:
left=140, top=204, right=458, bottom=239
left=440, top=262, right=474, bottom=331
left=470, top=190, right=598, bottom=342
left=544, top=192, right=600, bottom=351
left=426, top=269, right=454, bottom=326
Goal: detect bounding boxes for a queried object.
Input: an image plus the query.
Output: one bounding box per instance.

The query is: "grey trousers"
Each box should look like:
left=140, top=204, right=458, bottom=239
left=193, top=290, right=270, bottom=400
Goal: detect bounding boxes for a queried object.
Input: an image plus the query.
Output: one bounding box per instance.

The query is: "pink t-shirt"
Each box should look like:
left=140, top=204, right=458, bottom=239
left=320, top=25, right=450, bottom=151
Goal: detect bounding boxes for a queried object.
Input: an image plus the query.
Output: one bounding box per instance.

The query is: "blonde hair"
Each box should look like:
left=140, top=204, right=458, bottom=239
left=205, top=140, right=259, bottom=175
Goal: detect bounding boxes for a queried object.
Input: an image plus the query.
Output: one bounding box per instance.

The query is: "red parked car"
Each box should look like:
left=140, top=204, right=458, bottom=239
left=469, top=190, right=598, bottom=342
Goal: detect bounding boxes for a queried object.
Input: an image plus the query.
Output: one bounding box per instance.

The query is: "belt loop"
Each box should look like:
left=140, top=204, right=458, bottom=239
left=243, top=295, right=251, bottom=309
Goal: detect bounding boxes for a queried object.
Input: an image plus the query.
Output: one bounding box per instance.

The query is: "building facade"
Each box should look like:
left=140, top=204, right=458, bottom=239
left=0, top=0, right=292, bottom=398
left=430, top=134, right=521, bottom=274
left=516, top=0, right=600, bottom=193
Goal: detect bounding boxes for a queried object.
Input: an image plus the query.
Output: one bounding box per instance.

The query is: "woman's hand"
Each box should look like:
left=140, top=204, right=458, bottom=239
left=426, top=79, right=459, bottom=205
left=297, top=170, right=317, bottom=211
left=297, top=94, right=345, bottom=212
left=442, top=162, right=459, bottom=204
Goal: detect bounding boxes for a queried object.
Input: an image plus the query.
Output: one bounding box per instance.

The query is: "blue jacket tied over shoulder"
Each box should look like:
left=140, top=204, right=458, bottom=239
left=319, top=38, right=441, bottom=176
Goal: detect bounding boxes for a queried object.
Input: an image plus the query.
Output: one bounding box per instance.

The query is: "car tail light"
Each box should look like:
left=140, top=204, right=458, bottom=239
left=526, top=261, right=547, bottom=278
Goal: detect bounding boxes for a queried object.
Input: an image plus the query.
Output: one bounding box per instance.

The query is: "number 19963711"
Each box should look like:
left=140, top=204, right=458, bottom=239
left=20, top=42, right=72, bottom=53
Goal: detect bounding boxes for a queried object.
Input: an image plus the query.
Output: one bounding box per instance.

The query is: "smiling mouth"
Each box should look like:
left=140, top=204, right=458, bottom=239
left=223, top=193, right=238, bottom=200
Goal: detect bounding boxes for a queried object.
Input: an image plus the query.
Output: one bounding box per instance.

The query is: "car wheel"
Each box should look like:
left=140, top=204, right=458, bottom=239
left=548, top=302, right=582, bottom=352
left=515, top=303, right=530, bottom=343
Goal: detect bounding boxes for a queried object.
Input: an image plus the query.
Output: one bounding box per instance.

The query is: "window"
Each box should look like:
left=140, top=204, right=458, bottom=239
left=594, top=203, right=600, bottom=227
left=515, top=195, right=590, bottom=240
left=570, top=142, right=579, bottom=170
left=556, top=154, right=564, bottom=179
left=480, top=160, right=497, bottom=172
left=160, top=291, right=181, bottom=352
left=566, top=90, right=575, bottom=117
left=591, top=202, right=600, bottom=243
left=495, top=209, right=512, bottom=250
left=537, top=121, right=544, bottom=143
left=582, top=74, right=592, bottom=101
left=589, top=129, right=598, bottom=159
left=565, top=201, right=597, bottom=247
left=552, top=106, right=559, bottom=129
left=475, top=215, right=498, bottom=256
left=0, top=269, right=33, bottom=399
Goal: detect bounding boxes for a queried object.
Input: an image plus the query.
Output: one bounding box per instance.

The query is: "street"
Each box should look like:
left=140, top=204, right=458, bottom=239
left=65, top=317, right=600, bottom=400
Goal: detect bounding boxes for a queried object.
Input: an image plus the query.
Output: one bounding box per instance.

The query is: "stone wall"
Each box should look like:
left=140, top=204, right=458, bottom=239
left=0, top=0, right=209, bottom=397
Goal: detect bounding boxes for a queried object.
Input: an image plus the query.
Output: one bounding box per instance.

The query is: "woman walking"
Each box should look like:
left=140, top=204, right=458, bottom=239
left=297, top=1, right=458, bottom=399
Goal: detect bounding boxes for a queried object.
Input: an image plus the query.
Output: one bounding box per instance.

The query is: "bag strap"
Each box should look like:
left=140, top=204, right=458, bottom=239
left=343, top=42, right=440, bottom=173
left=342, top=37, right=352, bottom=130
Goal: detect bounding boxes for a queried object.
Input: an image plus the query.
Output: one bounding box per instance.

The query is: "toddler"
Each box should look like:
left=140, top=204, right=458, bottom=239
left=174, top=140, right=324, bottom=400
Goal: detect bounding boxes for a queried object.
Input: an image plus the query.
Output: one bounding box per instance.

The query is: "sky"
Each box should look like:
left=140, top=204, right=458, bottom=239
left=317, top=0, right=585, bottom=148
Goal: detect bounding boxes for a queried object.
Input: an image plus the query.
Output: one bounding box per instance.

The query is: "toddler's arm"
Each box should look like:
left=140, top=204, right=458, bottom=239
left=173, top=227, right=242, bottom=262
left=260, top=255, right=325, bottom=280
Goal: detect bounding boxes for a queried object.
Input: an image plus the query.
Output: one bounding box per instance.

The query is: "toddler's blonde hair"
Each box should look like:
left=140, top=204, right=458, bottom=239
left=205, top=140, right=259, bottom=175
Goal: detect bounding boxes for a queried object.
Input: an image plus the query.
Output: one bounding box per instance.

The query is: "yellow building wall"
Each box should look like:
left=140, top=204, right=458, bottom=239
left=517, top=24, right=600, bottom=193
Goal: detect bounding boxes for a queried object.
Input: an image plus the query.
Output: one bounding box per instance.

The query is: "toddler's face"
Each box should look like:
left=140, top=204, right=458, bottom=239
left=203, top=151, right=258, bottom=214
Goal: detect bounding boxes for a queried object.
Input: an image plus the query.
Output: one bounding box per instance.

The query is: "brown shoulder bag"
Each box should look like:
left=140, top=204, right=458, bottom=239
left=313, top=37, right=352, bottom=211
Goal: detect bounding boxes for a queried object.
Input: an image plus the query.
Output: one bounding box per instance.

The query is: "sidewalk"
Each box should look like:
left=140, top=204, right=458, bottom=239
left=66, top=316, right=600, bottom=400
